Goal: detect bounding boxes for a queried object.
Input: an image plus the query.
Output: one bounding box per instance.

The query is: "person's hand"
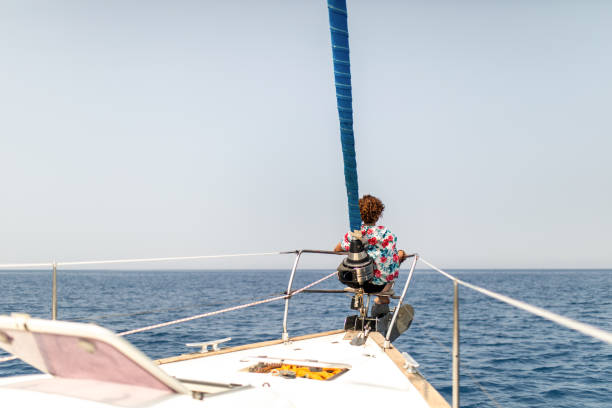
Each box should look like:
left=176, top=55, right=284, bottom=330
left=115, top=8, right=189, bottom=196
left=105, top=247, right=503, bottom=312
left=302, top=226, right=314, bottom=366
left=398, top=250, right=407, bottom=264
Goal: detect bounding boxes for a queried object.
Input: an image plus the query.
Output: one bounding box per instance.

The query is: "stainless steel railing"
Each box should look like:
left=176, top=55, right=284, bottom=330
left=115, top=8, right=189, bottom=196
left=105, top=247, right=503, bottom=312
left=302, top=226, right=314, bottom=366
left=281, top=249, right=346, bottom=341
left=383, top=253, right=418, bottom=348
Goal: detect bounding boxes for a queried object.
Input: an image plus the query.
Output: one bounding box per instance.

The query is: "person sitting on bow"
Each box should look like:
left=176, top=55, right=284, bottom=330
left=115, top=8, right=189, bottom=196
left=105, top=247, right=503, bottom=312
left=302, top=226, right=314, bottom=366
left=334, top=194, right=408, bottom=304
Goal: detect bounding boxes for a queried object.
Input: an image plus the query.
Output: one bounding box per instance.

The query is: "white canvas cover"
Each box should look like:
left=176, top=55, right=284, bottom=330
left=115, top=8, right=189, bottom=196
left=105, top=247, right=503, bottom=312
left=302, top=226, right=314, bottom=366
left=0, top=314, right=187, bottom=394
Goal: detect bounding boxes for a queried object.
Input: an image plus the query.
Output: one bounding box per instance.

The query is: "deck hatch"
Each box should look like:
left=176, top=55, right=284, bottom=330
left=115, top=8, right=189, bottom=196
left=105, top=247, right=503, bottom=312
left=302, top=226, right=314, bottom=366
left=245, top=362, right=348, bottom=380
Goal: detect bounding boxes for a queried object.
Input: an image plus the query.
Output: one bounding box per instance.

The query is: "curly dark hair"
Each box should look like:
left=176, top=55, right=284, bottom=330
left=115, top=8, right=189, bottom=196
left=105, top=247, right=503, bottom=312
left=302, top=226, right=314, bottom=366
left=359, top=195, right=385, bottom=224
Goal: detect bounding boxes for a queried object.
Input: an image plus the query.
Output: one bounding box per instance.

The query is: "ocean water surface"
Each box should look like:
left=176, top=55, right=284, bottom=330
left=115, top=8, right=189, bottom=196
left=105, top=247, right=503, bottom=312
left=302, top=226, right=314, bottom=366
left=1, top=268, right=610, bottom=407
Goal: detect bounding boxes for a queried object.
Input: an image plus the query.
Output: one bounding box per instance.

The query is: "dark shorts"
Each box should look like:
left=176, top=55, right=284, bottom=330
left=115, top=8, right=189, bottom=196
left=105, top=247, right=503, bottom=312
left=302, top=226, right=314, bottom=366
left=361, top=282, right=386, bottom=294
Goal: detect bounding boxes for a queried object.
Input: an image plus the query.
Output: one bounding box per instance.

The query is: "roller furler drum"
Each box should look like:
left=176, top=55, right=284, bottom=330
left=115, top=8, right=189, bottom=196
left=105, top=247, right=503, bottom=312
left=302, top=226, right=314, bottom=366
left=337, top=257, right=374, bottom=288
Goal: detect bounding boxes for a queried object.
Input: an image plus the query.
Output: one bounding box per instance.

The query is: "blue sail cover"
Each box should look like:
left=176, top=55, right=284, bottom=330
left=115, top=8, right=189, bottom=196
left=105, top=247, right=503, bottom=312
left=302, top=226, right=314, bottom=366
left=327, top=0, right=361, bottom=232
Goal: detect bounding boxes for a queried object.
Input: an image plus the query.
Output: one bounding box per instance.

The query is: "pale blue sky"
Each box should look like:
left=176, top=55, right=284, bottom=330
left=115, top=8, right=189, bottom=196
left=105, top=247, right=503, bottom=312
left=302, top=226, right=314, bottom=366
left=1, top=1, right=611, bottom=270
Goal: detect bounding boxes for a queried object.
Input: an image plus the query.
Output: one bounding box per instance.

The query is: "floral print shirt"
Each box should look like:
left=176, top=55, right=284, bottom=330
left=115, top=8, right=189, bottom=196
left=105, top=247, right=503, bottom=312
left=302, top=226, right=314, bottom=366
left=341, top=224, right=400, bottom=285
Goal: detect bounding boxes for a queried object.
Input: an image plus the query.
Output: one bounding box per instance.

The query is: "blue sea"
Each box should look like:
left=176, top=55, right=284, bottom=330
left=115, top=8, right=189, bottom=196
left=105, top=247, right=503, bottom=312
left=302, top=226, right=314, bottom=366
left=1, top=268, right=610, bottom=407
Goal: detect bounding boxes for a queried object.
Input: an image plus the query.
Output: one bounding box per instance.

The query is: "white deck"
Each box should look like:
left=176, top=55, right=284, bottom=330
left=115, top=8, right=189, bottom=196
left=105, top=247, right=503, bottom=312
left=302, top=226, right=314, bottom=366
left=0, top=315, right=448, bottom=408
left=159, top=331, right=440, bottom=408
left=0, top=375, right=290, bottom=408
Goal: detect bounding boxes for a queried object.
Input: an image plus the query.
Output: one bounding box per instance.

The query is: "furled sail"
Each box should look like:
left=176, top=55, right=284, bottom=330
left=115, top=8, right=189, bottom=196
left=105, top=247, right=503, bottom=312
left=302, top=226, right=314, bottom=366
left=327, top=0, right=361, bottom=231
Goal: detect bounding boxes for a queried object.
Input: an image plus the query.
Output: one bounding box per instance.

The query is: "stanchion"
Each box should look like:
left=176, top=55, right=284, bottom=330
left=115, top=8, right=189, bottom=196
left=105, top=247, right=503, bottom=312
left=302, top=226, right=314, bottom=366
left=452, top=280, right=460, bottom=408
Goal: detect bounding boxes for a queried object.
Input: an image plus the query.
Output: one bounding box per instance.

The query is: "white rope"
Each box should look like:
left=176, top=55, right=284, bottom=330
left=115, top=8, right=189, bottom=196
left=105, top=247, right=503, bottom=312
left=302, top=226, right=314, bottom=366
left=118, top=270, right=338, bottom=336
left=420, top=258, right=612, bottom=345
left=0, top=251, right=295, bottom=269
left=0, top=262, right=54, bottom=268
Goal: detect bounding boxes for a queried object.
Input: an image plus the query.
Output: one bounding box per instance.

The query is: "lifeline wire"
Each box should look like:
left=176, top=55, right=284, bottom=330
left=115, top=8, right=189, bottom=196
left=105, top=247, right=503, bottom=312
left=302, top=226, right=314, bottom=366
left=117, top=270, right=338, bottom=336
left=420, top=258, right=612, bottom=345
left=70, top=289, right=282, bottom=323
left=0, top=271, right=338, bottom=363
left=0, top=251, right=295, bottom=269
